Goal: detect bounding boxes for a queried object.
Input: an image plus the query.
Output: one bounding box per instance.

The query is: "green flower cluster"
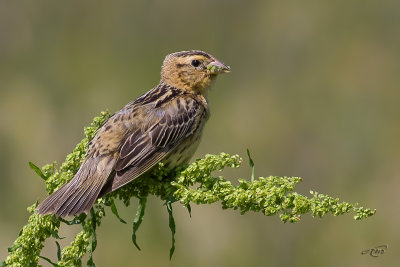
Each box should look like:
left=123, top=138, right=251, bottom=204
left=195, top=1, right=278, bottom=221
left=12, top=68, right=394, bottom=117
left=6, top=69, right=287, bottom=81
left=172, top=156, right=375, bottom=223
left=2, top=111, right=375, bottom=267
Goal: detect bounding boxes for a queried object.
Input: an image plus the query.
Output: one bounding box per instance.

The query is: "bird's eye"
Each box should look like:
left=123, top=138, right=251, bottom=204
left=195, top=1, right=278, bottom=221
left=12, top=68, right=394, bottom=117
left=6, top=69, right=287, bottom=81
left=191, top=59, right=201, bottom=67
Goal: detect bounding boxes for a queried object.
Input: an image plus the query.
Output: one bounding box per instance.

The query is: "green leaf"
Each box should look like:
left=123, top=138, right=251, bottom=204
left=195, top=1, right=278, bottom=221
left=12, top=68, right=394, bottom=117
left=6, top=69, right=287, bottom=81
left=29, top=162, right=47, bottom=180
left=50, top=229, right=65, bottom=240
left=87, top=209, right=97, bottom=267
left=186, top=203, right=192, bottom=218
left=166, top=201, right=176, bottom=260
left=132, top=197, right=147, bottom=250
left=246, top=149, right=255, bottom=182
left=90, top=209, right=98, bottom=251
left=39, top=256, right=59, bottom=266
left=87, top=256, right=96, bottom=267
left=55, top=241, right=61, bottom=261
left=0, top=261, right=7, bottom=266
left=110, top=200, right=127, bottom=224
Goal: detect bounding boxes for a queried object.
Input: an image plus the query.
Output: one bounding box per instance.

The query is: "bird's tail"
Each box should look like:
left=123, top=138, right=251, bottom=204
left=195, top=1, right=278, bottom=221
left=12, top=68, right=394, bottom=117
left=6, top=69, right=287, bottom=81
left=37, top=157, right=113, bottom=217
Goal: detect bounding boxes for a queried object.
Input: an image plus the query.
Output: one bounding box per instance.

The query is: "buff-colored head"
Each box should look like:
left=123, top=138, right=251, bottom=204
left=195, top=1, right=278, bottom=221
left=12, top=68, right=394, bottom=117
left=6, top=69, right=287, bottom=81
left=161, top=50, right=230, bottom=94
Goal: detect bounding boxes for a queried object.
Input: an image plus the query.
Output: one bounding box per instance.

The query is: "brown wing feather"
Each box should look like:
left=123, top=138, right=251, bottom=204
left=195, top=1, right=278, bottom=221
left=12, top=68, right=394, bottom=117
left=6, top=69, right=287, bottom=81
left=109, top=96, right=204, bottom=191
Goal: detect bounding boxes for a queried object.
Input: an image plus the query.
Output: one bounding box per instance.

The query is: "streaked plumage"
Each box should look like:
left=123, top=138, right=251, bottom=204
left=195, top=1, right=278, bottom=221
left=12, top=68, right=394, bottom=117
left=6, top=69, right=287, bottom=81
left=37, top=50, right=230, bottom=217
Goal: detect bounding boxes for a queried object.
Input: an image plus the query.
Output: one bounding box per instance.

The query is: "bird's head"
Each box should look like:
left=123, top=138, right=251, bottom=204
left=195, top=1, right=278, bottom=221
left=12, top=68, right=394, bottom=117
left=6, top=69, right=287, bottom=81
left=161, top=50, right=230, bottom=95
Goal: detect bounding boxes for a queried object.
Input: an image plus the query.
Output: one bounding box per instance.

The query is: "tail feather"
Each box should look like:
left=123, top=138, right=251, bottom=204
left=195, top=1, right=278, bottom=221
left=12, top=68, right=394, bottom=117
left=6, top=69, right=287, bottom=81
left=36, top=182, right=71, bottom=215
left=69, top=178, right=104, bottom=216
left=56, top=181, right=97, bottom=217
left=37, top=157, right=114, bottom=217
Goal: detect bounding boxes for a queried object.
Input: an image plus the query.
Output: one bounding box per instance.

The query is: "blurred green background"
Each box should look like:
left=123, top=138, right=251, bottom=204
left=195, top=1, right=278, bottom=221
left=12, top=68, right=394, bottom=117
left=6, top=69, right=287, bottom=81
left=1, top=0, right=399, bottom=266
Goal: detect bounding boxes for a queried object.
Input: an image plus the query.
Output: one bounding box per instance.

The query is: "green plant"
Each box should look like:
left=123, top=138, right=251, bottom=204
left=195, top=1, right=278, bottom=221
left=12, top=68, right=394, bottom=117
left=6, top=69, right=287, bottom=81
left=2, top=111, right=375, bottom=267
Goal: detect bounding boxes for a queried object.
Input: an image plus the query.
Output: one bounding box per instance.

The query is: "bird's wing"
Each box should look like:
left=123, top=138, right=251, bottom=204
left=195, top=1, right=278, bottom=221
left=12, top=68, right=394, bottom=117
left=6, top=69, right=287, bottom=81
left=110, top=96, right=204, bottom=191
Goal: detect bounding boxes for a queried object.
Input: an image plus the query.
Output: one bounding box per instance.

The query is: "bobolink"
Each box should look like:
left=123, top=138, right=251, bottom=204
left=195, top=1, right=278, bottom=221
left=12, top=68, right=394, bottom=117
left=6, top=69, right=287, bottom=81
left=37, top=50, right=230, bottom=217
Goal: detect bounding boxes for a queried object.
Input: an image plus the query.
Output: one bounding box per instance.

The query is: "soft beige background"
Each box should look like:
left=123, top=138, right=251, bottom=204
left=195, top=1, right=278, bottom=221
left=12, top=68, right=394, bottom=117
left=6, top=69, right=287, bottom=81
left=1, top=1, right=399, bottom=266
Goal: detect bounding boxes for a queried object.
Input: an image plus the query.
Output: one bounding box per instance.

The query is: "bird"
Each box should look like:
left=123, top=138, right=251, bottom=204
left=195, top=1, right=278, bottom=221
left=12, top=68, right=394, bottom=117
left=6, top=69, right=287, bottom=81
left=37, top=50, right=230, bottom=217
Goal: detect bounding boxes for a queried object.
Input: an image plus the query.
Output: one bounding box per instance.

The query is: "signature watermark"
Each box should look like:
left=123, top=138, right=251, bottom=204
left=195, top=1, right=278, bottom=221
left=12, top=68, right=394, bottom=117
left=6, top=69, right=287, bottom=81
left=361, top=244, right=388, bottom=257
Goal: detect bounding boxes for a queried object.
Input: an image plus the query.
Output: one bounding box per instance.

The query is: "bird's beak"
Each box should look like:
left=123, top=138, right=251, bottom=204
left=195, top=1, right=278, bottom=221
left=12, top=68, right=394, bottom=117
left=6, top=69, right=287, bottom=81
left=207, top=59, right=230, bottom=74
